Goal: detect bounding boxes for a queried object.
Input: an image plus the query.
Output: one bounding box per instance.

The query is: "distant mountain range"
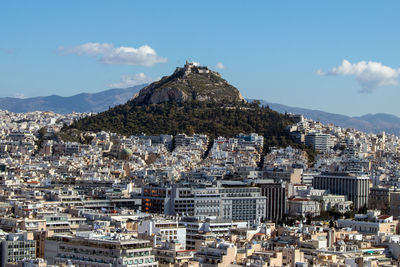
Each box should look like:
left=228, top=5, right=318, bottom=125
left=257, top=100, right=400, bottom=135
left=0, top=85, right=145, bottom=114
left=1, top=82, right=400, bottom=135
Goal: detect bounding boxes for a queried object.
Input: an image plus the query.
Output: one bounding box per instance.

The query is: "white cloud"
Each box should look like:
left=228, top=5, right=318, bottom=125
left=14, top=93, right=25, bottom=99
left=59, top=42, right=167, bottom=66
left=317, top=59, right=400, bottom=93
left=109, top=73, right=155, bottom=88
left=215, top=62, right=225, bottom=69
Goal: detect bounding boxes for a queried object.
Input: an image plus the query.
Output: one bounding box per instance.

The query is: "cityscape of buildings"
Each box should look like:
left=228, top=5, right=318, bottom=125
left=2, top=110, right=400, bottom=266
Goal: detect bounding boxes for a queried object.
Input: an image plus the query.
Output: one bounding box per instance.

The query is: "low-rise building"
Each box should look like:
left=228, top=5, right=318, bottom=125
left=138, top=218, right=186, bottom=249
left=288, top=197, right=321, bottom=218
left=153, top=242, right=194, bottom=267
left=337, top=214, right=397, bottom=235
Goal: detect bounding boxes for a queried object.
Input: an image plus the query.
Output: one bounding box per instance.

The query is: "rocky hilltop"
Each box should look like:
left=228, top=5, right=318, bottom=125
left=132, top=61, right=245, bottom=105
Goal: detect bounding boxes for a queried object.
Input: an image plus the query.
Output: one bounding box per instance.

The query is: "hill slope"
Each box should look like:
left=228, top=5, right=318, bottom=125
left=71, top=101, right=294, bottom=146
left=68, top=63, right=296, bottom=150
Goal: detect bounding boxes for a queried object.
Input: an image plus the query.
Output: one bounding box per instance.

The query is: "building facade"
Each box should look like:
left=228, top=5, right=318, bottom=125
left=305, top=133, right=333, bottom=152
left=45, top=233, right=158, bottom=267
left=1, top=232, right=36, bottom=267
left=257, top=181, right=287, bottom=222
left=313, top=172, right=370, bottom=210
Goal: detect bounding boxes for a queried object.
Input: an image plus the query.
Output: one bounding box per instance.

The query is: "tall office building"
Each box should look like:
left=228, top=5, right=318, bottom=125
left=305, top=133, right=333, bottom=152
left=218, top=182, right=266, bottom=224
left=256, top=181, right=287, bottom=222
left=313, top=172, right=370, bottom=210
left=142, top=182, right=266, bottom=226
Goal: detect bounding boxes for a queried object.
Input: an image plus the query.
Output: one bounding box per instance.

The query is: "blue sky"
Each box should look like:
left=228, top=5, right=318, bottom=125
left=1, top=1, right=400, bottom=116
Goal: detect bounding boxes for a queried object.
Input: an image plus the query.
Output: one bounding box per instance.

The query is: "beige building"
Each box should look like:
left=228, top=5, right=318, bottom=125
left=337, top=215, right=397, bottom=235
left=45, top=232, right=158, bottom=267
left=154, top=242, right=194, bottom=267
left=246, top=251, right=283, bottom=267
left=194, top=242, right=236, bottom=267
left=280, top=247, right=305, bottom=267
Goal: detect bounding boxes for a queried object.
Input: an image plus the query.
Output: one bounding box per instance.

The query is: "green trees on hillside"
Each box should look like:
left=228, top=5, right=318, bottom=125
left=65, top=100, right=317, bottom=163
left=69, top=101, right=293, bottom=147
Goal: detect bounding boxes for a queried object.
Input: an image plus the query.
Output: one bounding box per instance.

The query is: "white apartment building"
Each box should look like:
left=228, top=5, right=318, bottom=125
left=305, top=133, right=333, bottom=152
left=138, top=219, right=186, bottom=249
left=288, top=197, right=321, bottom=217
left=178, top=217, right=247, bottom=250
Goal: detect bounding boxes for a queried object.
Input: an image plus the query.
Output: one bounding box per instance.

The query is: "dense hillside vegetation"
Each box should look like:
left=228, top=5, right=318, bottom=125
left=68, top=100, right=297, bottom=148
